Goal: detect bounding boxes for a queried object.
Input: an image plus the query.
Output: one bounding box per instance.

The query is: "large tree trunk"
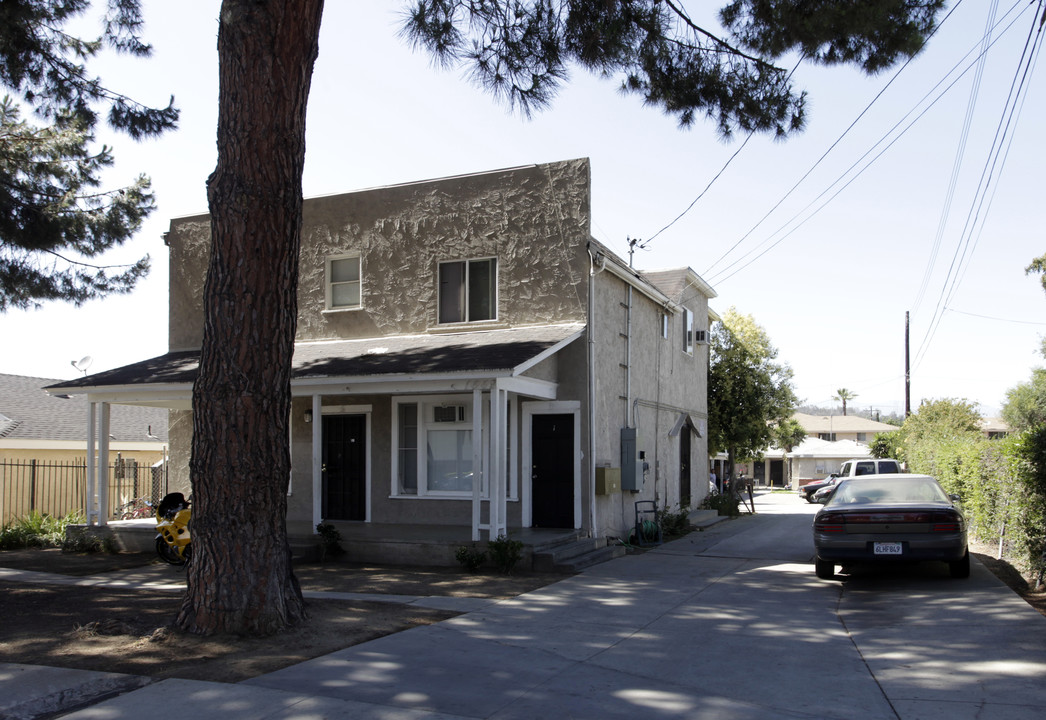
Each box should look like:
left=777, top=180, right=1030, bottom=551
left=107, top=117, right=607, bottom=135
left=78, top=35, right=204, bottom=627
left=177, top=0, right=324, bottom=636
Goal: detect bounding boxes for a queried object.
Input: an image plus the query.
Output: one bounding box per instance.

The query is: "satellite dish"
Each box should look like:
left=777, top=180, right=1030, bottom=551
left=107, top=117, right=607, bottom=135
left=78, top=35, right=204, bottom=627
left=71, top=356, right=93, bottom=375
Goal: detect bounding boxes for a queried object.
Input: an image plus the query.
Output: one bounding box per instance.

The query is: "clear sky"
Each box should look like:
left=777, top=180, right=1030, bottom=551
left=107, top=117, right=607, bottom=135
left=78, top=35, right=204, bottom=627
left=1, top=1, right=1043, bottom=418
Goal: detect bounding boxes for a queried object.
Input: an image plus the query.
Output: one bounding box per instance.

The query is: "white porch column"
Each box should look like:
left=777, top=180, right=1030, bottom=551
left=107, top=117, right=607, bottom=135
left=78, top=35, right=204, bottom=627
left=488, top=383, right=500, bottom=541
left=311, top=394, right=322, bottom=530
left=96, top=402, right=111, bottom=527
left=86, top=402, right=98, bottom=526
left=489, top=381, right=508, bottom=540
left=471, top=388, right=483, bottom=542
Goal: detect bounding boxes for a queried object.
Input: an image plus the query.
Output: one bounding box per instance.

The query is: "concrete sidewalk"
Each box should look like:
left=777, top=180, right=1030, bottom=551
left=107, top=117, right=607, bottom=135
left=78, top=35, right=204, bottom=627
left=7, top=493, right=1046, bottom=719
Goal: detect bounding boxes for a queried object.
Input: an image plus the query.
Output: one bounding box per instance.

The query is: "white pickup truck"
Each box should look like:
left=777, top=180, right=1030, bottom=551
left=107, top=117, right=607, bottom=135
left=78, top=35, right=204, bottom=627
left=810, top=458, right=903, bottom=503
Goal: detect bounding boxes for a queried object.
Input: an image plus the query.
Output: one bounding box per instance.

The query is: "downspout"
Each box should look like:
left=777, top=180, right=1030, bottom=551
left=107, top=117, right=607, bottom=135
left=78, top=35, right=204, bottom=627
left=588, top=247, right=607, bottom=538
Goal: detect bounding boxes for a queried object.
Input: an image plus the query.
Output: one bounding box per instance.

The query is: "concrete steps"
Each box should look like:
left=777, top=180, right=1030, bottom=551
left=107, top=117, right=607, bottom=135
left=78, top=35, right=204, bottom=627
left=531, top=535, right=627, bottom=573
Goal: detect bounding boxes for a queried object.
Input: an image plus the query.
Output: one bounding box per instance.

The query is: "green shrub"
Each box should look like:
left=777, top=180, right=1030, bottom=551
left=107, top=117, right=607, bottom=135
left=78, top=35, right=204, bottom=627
left=700, top=492, right=741, bottom=517
left=62, top=527, right=109, bottom=554
left=487, top=534, right=524, bottom=574
left=659, top=504, right=691, bottom=537
left=316, top=522, right=346, bottom=559
left=0, top=510, right=83, bottom=550
left=455, top=543, right=487, bottom=572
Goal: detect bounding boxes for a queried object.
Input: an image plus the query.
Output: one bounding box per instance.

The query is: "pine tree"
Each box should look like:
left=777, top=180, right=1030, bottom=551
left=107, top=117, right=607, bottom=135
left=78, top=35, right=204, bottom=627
left=0, top=0, right=177, bottom=310
left=185, top=0, right=946, bottom=635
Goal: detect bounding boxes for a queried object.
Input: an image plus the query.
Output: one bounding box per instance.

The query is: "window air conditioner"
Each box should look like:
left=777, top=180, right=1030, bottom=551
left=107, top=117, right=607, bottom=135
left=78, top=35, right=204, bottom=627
left=433, top=405, right=466, bottom=423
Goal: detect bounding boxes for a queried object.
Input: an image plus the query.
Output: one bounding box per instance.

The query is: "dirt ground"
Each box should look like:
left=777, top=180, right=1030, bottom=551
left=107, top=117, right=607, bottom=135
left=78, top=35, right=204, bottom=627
left=2, top=541, right=1043, bottom=685
left=968, top=539, right=1046, bottom=619
left=0, top=548, right=567, bottom=683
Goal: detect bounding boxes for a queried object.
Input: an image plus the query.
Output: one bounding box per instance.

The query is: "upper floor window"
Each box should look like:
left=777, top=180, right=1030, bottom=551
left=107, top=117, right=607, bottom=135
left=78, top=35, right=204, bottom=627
left=683, top=308, right=694, bottom=355
left=439, top=257, right=497, bottom=324
left=326, top=254, right=361, bottom=310
left=660, top=312, right=669, bottom=339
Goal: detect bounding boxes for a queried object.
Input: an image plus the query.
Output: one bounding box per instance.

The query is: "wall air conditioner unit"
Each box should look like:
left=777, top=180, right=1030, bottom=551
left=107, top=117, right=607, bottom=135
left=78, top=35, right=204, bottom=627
left=433, top=405, right=466, bottom=423
left=694, top=330, right=708, bottom=345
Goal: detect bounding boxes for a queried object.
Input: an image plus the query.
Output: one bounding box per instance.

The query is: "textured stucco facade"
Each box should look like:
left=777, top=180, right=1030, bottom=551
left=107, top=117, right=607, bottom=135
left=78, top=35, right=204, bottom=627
left=158, top=158, right=712, bottom=542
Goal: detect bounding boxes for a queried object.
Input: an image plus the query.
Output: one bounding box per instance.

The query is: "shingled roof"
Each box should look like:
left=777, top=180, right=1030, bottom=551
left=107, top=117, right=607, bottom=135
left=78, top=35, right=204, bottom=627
left=0, top=373, right=169, bottom=443
left=47, top=324, right=586, bottom=393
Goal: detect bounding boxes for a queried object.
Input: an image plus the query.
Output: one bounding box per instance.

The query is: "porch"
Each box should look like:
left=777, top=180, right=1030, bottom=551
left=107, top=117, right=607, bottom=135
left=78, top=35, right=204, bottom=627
left=91, top=520, right=626, bottom=573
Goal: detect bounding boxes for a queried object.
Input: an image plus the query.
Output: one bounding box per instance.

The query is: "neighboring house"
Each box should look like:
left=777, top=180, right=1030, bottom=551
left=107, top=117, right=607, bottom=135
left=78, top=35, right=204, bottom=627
left=48, top=159, right=715, bottom=547
left=741, top=413, right=896, bottom=489
left=794, top=412, right=897, bottom=444
left=1, top=373, right=168, bottom=523
left=979, top=417, right=1010, bottom=439
left=770, top=438, right=875, bottom=488
left=0, top=373, right=168, bottom=463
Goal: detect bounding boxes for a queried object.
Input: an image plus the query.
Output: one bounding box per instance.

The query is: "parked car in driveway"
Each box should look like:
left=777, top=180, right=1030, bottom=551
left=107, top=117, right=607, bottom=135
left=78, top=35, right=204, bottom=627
left=811, top=477, right=843, bottom=504
left=812, top=474, right=969, bottom=580
left=798, top=475, right=837, bottom=503
left=811, top=458, right=904, bottom=504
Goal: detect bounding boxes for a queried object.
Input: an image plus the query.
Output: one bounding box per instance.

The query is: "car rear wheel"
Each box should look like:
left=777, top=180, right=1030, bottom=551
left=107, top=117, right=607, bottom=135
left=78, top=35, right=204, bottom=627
left=815, top=559, right=835, bottom=579
left=949, top=550, right=970, bottom=579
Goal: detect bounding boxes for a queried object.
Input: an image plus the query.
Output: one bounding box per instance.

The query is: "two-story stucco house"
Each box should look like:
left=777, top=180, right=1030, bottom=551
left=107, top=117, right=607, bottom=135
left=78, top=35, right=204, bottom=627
left=49, top=158, right=715, bottom=562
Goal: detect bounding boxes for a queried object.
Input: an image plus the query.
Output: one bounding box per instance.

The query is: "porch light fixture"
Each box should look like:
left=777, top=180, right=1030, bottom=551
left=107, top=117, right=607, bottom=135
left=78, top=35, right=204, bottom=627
left=304, top=410, right=313, bottom=423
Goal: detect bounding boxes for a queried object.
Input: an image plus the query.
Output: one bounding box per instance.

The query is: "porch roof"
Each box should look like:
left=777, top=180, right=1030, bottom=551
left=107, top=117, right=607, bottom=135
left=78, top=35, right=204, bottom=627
left=46, top=323, right=586, bottom=396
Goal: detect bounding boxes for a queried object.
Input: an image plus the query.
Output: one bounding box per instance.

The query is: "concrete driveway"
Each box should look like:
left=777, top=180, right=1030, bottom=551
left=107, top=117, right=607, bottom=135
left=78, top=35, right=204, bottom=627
left=38, top=492, right=1046, bottom=718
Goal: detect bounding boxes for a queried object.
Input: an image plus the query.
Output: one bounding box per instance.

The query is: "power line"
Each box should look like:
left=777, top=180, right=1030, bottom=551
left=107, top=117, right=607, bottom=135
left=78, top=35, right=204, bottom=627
left=912, top=0, right=1000, bottom=315
left=945, top=307, right=1046, bottom=325
left=913, top=1, right=1044, bottom=369
left=705, top=1, right=1029, bottom=288
left=699, top=1, right=968, bottom=283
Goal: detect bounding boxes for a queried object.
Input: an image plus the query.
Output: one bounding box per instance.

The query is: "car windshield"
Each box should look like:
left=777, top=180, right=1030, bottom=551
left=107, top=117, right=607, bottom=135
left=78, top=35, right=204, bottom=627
left=828, top=477, right=950, bottom=506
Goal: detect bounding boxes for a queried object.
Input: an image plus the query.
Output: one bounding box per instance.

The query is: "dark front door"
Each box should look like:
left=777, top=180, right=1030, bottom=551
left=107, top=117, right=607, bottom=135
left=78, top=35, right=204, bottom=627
left=770, top=459, right=784, bottom=488
left=531, top=414, right=574, bottom=528
left=679, top=429, right=691, bottom=507
left=323, top=414, right=366, bottom=521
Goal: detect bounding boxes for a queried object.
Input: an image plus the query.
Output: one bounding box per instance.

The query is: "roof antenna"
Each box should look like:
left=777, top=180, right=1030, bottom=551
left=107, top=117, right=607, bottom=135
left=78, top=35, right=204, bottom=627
left=70, top=356, right=93, bottom=376
left=627, top=237, right=648, bottom=269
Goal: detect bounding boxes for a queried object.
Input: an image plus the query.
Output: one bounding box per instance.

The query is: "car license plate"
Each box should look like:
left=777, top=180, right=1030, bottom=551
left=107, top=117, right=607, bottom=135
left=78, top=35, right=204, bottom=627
left=874, top=542, right=903, bottom=555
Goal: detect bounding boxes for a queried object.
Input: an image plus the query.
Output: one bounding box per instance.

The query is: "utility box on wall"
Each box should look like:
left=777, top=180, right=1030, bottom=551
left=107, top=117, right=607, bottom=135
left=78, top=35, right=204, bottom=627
left=621, top=427, right=640, bottom=491
left=595, top=466, right=621, bottom=495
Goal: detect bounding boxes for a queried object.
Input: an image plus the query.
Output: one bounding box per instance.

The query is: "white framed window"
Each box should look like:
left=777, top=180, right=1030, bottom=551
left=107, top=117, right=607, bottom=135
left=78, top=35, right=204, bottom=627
left=661, top=312, right=669, bottom=339
left=393, top=396, right=477, bottom=497
left=392, top=394, right=516, bottom=500
left=683, top=307, right=694, bottom=355
left=438, top=257, right=497, bottom=324
left=326, top=254, right=361, bottom=310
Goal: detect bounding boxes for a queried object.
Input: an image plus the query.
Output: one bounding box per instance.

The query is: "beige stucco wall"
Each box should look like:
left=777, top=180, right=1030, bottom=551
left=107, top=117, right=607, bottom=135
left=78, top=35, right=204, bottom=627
left=165, top=159, right=596, bottom=535
left=589, top=267, right=710, bottom=539
left=160, top=157, right=712, bottom=541
left=167, top=159, right=593, bottom=350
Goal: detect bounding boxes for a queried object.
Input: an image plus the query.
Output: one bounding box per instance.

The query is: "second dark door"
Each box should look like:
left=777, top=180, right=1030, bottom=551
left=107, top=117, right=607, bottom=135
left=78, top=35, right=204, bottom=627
left=532, top=413, right=574, bottom=528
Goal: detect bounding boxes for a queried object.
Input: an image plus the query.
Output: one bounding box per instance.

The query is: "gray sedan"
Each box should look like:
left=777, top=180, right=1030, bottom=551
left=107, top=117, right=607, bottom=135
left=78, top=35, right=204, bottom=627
left=813, top=474, right=969, bottom=580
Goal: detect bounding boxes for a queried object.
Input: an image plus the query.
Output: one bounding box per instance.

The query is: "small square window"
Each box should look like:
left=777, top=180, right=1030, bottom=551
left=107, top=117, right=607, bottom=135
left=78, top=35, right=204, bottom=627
left=327, top=255, right=361, bottom=310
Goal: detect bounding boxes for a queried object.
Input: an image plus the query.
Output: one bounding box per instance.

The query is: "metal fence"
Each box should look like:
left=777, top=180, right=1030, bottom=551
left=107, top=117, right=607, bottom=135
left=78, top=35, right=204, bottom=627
left=0, top=458, right=168, bottom=526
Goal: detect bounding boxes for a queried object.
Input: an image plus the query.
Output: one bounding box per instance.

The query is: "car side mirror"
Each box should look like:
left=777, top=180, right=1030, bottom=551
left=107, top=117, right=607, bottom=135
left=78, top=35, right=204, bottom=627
left=949, top=494, right=961, bottom=502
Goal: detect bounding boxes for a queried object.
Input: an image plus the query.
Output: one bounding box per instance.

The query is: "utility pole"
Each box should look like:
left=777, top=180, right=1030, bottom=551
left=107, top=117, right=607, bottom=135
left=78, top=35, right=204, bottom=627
left=905, top=311, right=911, bottom=417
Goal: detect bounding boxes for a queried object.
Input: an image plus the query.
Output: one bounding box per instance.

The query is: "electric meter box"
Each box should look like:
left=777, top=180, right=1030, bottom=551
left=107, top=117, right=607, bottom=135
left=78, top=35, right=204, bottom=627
left=621, top=427, right=642, bottom=491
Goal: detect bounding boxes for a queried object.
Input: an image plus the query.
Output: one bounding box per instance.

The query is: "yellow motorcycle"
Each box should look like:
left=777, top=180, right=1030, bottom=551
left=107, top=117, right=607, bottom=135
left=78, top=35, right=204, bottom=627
left=155, top=492, right=192, bottom=565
